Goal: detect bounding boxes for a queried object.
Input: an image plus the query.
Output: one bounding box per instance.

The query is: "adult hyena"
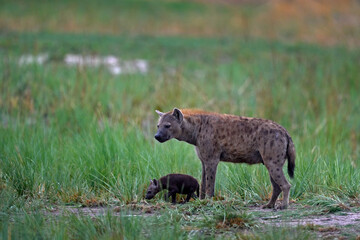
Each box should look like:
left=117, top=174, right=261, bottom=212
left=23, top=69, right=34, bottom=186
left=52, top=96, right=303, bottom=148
left=154, top=108, right=296, bottom=209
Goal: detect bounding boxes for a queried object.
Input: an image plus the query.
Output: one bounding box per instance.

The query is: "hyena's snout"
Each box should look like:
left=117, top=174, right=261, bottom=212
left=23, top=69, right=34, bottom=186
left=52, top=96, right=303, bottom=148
left=154, top=131, right=168, bottom=143
left=145, top=194, right=154, bottom=200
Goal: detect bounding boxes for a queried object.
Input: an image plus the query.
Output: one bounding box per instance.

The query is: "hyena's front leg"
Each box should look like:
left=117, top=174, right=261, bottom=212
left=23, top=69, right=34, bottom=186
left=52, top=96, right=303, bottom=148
left=196, top=147, right=207, bottom=199
left=164, top=192, right=171, bottom=202
left=197, top=147, right=219, bottom=198
left=200, top=163, right=206, bottom=199
left=203, top=161, right=219, bottom=198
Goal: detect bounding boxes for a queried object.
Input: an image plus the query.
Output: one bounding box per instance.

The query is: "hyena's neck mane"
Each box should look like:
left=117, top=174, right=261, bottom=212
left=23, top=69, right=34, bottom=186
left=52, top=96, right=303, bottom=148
left=159, top=176, right=170, bottom=190
left=176, top=109, right=212, bottom=146
left=180, top=109, right=216, bottom=116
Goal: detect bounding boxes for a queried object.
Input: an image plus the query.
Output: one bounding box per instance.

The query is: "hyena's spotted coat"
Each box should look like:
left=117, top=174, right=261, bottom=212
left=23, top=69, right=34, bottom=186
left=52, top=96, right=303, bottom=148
left=154, top=108, right=296, bottom=209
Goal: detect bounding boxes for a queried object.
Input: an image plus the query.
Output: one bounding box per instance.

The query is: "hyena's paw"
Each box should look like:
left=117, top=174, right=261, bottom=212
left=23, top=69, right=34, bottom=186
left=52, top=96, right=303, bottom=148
left=277, top=204, right=288, bottom=210
left=261, top=203, right=275, bottom=209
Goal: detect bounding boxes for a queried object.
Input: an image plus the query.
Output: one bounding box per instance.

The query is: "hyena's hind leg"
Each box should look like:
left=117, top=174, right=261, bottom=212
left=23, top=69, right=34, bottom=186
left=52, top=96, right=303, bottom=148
left=185, top=193, right=193, bottom=203
left=262, top=176, right=282, bottom=209
left=171, top=192, right=178, bottom=204
left=268, top=167, right=291, bottom=209
left=186, top=189, right=199, bottom=202
left=261, top=143, right=291, bottom=209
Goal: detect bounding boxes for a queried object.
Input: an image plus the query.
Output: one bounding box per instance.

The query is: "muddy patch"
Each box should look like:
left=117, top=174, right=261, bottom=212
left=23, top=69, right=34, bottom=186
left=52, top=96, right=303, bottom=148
left=43, top=202, right=167, bottom=217
left=44, top=203, right=360, bottom=227
left=255, top=208, right=360, bottom=227
left=41, top=203, right=360, bottom=238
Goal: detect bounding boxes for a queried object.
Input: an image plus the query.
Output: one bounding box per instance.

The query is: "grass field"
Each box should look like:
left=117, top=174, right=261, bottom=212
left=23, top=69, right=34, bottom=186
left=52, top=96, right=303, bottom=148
left=1, top=0, right=360, bottom=239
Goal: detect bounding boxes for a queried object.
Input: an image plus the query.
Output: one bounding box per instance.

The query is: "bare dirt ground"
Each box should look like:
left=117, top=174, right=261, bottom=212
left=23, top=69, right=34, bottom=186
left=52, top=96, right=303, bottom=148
left=43, top=202, right=360, bottom=238
left=250, top=206, right=360, bottom=227
left=47, top=204, right=360, bottom=226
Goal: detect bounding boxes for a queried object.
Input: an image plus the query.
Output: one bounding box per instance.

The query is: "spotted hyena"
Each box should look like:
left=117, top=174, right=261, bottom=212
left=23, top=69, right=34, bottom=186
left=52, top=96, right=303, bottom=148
left=154, top=108, right=296, bottom=209
left=145, top=174, right=199, bottom=204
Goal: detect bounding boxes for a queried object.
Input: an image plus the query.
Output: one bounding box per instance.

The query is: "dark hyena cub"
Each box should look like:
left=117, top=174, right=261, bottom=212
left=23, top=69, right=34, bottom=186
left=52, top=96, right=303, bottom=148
left=145, top=174, right=199, bottom=204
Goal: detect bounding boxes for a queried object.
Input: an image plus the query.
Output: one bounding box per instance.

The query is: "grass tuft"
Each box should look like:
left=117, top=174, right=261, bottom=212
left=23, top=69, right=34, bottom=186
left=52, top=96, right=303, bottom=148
left=305, top=195, right=350, bottom=213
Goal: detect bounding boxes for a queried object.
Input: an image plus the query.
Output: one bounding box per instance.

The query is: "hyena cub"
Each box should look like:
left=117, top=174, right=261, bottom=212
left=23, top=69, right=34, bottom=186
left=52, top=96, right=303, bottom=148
left=145, top=174, right=199, bottom=204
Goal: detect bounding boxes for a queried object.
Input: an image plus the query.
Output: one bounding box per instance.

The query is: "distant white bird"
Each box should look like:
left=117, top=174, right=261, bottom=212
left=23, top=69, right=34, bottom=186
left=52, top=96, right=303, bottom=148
left=19, top=54, right=49, bottom=65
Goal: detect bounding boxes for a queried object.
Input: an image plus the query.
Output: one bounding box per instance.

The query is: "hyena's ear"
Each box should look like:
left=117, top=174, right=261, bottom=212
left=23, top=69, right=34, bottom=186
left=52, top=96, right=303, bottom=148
left=172, top=108, right=183, bottom=123
left=153, top=179, right=158, bottom=186
left=155, top=110, right=164, bottom=117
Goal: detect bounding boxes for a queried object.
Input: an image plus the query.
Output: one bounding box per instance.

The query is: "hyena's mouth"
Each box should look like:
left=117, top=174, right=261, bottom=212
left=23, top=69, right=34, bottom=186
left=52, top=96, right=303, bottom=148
left=154, top=134, right=169, bottom=143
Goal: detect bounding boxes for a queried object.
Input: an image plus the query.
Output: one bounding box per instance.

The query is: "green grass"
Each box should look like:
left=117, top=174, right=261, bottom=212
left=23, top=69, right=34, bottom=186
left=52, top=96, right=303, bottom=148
left=1, top=32, right=359, bottom=203
left=1, top=209, right=190, bottom=239
left=0, top=32, right=359, bottom=238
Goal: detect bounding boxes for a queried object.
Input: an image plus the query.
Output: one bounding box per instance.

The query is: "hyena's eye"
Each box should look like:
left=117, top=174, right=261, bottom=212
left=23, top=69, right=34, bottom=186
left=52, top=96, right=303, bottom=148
left=157, top=125, right=159, bottom=128
left=165, top=124, right=171, bottom=129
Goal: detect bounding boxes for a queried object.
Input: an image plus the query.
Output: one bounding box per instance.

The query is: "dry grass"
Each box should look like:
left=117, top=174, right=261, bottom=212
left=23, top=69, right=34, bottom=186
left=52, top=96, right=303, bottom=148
left=253, top=0, right=360, bottom=47
left=0, top=0, right=359, bottom=47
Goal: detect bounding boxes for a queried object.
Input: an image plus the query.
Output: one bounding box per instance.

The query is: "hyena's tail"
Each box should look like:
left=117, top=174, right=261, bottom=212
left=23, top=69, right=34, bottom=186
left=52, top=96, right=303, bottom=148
left=286, top=135, right=296, bottom=178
